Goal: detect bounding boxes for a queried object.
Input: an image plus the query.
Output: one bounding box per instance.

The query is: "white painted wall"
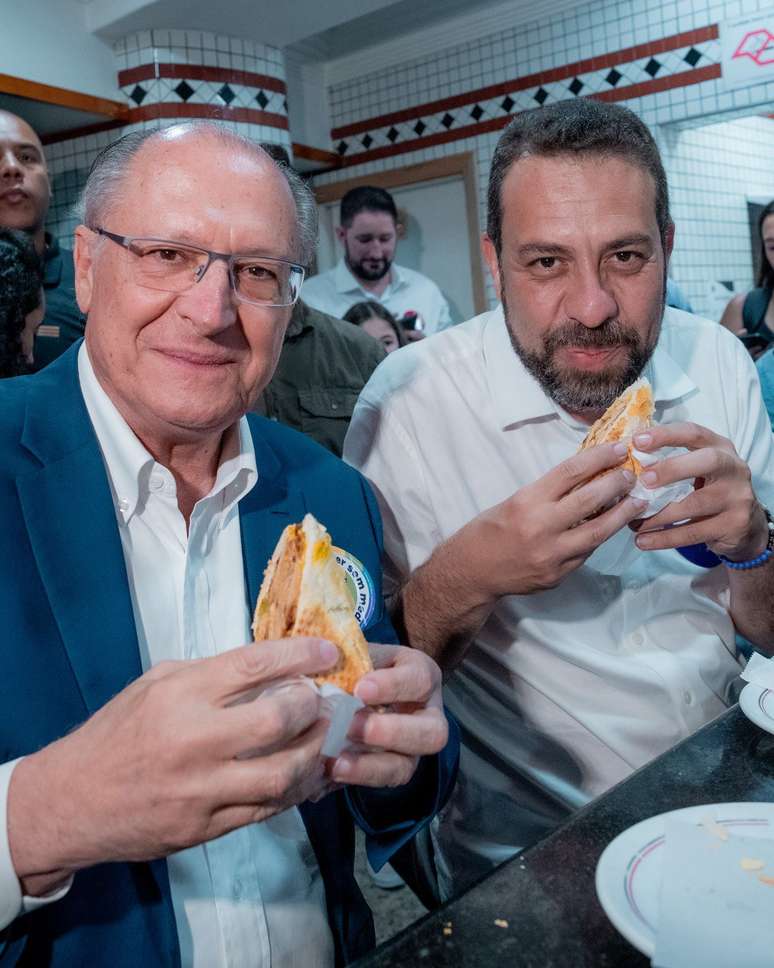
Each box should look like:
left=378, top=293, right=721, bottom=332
left=2, top=1, right=117, bottom=98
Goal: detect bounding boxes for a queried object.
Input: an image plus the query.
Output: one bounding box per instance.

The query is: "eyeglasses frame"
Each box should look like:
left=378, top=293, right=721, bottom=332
left=90, top=226, right=305, bottom=308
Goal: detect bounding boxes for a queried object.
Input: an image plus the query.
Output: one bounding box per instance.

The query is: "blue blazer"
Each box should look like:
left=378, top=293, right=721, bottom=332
left=0, top=347, right=458, bottom=966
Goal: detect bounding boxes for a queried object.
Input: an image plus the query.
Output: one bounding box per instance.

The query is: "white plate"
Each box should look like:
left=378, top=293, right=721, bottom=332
left=739, top=682, right=774, bottom=735
left=595, top=803, right=774, bottom=957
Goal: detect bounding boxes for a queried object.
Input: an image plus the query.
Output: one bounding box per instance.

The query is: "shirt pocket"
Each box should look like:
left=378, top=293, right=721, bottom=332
left=297, top=387, right=361, bottom=456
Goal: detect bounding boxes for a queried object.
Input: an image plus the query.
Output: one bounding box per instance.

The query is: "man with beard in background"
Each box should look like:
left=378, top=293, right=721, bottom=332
left=345, top=99, right=774, bottom=900
left=302, top=185, right=451, bottom=335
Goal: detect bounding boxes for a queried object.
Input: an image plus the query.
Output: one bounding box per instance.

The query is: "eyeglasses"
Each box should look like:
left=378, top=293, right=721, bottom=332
left=91, top=227, right=305, bottom=308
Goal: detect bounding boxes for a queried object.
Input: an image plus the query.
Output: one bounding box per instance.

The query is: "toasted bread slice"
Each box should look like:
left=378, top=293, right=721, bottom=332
left=579, top=376, right=654, bottom=476
left=252, top=514, right=373, bottom=693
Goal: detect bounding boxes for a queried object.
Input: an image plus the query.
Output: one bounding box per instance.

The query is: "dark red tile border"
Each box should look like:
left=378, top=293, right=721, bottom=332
left=127, top=102, right=288, bottom=128
left=334, top=65, right=721, bottom=168
left=118, top=63, right=286, bottom=94
left=332, top=23, right=719, bottom=139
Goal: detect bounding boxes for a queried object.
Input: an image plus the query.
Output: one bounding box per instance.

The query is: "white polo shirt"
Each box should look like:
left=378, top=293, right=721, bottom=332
left=301, top=260, right=452, bottom=334
left=344, top=305, right=774, bottom=897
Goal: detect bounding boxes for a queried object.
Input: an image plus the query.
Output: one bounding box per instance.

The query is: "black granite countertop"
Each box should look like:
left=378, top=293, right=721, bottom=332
left=356, top=706, right=774, bottom=968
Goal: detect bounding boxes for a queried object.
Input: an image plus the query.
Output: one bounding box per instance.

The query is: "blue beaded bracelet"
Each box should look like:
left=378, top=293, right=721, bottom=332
left=719, top=507, right=774, bottom=571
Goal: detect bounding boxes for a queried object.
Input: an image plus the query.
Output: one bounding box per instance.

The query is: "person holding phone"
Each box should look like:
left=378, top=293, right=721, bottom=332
left=720, top=200, right=774, bottom=359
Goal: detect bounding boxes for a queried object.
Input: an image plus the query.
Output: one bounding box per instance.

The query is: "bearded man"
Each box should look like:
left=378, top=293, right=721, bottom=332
left=344, top=99, right=774, bottom=899
left=301, top=185, right=451, bottom=335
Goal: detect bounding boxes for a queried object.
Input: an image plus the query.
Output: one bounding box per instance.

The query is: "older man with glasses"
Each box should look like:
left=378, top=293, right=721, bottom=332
left=0, top=122, right=457, bottom=968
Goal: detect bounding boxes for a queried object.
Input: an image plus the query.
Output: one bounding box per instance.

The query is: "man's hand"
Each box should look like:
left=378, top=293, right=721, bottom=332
left=628, top=422, right=769, bottom=560
left=399, top=440, right=648, bottom=669
left=472, top=440, right=647, bottom=598
left=8, top=638, right=340, bottom=893
left=329, top=645, right=447, bottom=788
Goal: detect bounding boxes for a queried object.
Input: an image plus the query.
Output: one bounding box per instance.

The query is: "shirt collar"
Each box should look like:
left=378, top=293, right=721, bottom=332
left=333, top=259, right=407, bottom=295
left=77, top=343, right=257, bottom=524
left=483, top=305, right=698, bottom=431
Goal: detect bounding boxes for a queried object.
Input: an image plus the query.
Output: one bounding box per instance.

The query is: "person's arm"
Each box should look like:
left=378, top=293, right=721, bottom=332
left=0, top=761, right=74, bottom=933
left=631, top=424, right=774, bottom=652
left=6, top=639, right=345, bottom=899
left=719, top=292, right=746, bottom=335
left=398, top=443, right=647, bottom=670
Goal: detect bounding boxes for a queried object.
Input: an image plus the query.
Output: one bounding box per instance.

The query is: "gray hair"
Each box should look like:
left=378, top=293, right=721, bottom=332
left=76, top=122, right=318, bottom=266
left=487, top=99, right=671, bottom=255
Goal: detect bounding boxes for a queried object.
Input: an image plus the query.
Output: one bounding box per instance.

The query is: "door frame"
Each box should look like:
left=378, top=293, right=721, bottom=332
left=313, top=151, right=487, bottom=315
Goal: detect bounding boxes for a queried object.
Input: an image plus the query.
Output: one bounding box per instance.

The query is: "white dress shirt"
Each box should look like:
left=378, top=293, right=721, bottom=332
left=302, top=259, right=452, bottom=334
left=0, top=345, right=333, bottom=967
left=345, top=305, right=774, bottom=897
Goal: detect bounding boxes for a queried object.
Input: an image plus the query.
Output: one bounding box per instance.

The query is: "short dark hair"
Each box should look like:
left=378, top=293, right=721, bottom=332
left=340, top=186, right=398, bottom=227
left=0, top=229, right=42, bottom=378
left=486, top=99, right=671, bottom=255
left=756, top=200, right=774, bottom=290
left=342, top=299, right=406, bottom=347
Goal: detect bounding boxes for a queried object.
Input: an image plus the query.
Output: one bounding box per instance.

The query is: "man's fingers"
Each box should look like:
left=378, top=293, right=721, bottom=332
left=225, top=719, right=329, bottom=805
left=566, top=495, right=649, bottom=558
left=634, top=517, right=717, bottom=552
left=559, top=467, right=635, bottom=527
left=219, top=682, right=323, bottom=758
left=355, top=647, right=441, bottom=706
left=635, top=448, right=739, bottom=491
left=347, top=706, right=448, bottom=756
left=330, top=751, right=419, bottom=788
left=544, top=442, right=630, bottom=499
left=201, top=637, right=339, bottom=703
left=633, top=421, right=731, bottom=453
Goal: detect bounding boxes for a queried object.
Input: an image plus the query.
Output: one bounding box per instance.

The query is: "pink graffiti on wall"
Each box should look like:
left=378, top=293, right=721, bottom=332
left=732, top=29, right=774, bottom=66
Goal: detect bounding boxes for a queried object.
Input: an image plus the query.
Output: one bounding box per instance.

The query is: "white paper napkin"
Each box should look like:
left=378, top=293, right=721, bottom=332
left=741, top=653, right=774, bottom=691
left=652, top=818, right=774, bottom=968
left=629, top=446, right=694, bottom=519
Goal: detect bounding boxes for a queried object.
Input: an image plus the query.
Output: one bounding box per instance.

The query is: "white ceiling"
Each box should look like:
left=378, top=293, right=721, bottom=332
left=83, top=0, right=507, bottom=60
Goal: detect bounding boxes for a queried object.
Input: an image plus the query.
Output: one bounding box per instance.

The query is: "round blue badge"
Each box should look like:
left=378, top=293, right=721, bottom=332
left=332, top=547, right=376, bottom=629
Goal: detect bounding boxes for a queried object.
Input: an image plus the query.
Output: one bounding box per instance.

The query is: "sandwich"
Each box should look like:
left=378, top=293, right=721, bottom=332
left=252, top=513, right=373, bottom=693
left=578, top=376, right=654, bottom=476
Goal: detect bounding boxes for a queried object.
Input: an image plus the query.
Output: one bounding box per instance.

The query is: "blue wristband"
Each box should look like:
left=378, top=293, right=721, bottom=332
left=719, top=507, right=774, bottom=571
left=720, top=548, right=773, bottom=570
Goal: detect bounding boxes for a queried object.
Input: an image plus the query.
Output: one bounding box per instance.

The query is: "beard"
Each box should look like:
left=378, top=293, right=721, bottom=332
left=345, top=246, right=392, bottom=283
left=503, top=282, right=664, bottom=416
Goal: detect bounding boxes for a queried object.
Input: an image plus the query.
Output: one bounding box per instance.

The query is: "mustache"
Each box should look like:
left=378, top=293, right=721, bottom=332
left=543, top=318, right=642, bottom=353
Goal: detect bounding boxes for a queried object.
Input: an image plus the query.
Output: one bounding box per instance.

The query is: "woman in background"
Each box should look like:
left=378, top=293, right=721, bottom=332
left=0, top=229, right=44, bottom=377
left=720, top=200, right=774, bottom=358
left=343, top=300, right=406, bottom=354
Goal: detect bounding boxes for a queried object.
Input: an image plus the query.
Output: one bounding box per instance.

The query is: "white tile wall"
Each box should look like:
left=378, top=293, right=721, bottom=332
left=665, top=114, right=774, bottom=319
left=317, top=0, right=774, bottom=313
left=113, top=30, right=285, bottom=81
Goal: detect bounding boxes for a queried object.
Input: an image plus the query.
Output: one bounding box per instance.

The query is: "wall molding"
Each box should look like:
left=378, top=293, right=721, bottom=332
left=0, top=72, right=126, bottom=118
left=330, top=25, right=721, bottom=168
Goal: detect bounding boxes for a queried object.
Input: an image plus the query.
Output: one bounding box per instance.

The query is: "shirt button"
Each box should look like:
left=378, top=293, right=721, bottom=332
left=149, top=475, right=164, bottom=491
left=630, top=631, right=644, bottom=647
left=683, top=690, right=694, bottom=705
left=331, top=402, right=339, bottom=410
left=117, top=498, right=130, bottom=512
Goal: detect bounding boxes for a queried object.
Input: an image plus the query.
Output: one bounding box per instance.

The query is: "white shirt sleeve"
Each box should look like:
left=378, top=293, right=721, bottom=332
left=0, top=759, right=73, bottom=932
